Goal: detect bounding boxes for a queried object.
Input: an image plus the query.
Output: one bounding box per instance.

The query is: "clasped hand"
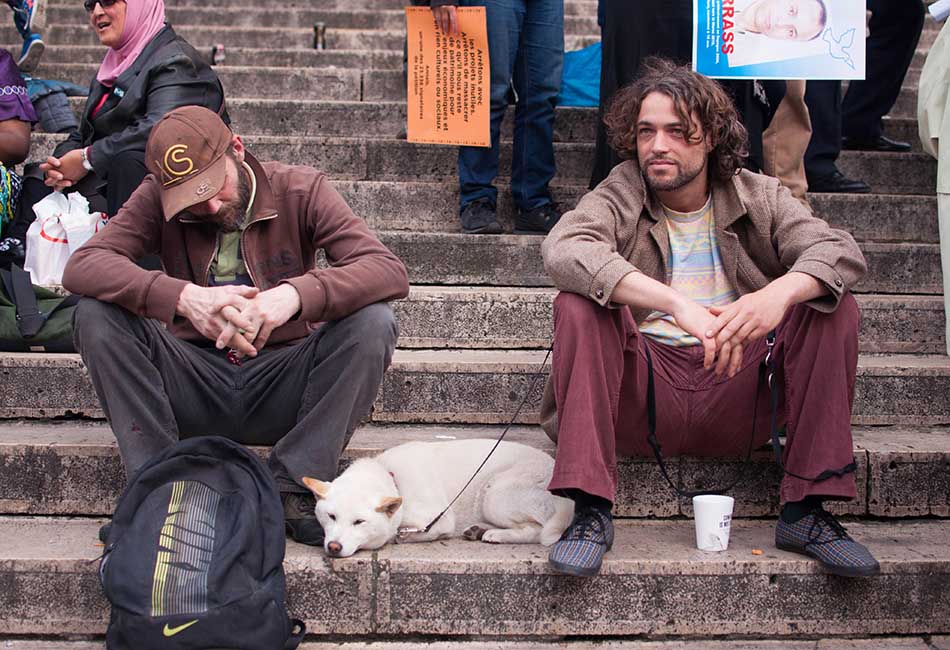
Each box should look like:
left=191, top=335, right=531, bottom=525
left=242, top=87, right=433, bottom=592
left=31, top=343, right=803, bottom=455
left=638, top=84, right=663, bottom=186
left=672, top=286, right=788, bottom=378
left=176, top=284, right=302, bottom=358
left=40, top=150, right=89, bottom=192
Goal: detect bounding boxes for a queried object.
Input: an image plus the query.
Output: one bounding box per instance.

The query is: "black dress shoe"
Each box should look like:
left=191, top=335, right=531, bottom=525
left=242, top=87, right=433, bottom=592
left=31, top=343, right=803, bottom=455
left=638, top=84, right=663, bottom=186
left=842, top=135, right=911, bottom=153
left=515, top=202, right=562, bottom=235
left=282, top=491, right=325, bottom=547
left=807, top=170, right=871, bottom=194
left=459, top=198, right=503, bottom=234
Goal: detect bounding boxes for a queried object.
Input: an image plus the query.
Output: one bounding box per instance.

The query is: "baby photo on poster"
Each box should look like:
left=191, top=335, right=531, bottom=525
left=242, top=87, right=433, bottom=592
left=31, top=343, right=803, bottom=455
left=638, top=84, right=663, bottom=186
left=405, top=7, right=491, bottom=147
left=693, top=0, right=867, bottom=80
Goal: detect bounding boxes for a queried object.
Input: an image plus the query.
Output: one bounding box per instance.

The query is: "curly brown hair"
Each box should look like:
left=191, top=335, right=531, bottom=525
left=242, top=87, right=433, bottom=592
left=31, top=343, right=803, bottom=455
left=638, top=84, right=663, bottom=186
left=603, top=58, right=749, bottom=183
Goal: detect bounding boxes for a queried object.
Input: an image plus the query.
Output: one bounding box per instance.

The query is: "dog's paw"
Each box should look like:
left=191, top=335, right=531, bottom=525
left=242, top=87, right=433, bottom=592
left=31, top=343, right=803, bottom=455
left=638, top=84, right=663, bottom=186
left=480, top=529, right=505, bottom=544
left=462, top=525, right=487, bottom=541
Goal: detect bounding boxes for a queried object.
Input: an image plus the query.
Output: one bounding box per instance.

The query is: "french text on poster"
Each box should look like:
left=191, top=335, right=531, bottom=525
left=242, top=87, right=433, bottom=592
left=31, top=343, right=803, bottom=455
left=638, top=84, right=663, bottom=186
left=693, top=0, right=866, bottom=80
left=406, top=7, right=490, bottom=147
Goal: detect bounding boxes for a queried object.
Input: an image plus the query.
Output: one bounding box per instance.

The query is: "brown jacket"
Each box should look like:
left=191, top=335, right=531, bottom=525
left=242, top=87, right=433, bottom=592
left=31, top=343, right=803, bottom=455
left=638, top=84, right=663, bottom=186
left=542, top=160, right=867, bottom=321
left=538, top=161, right=867, bottom=437
left=62, top=152, right=410, bottom=344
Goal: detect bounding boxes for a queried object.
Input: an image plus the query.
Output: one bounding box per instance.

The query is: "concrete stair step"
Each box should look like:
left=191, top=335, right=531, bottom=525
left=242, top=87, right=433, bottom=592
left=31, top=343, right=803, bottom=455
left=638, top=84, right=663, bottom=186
left=374, top=350, right=950, bottom=426
left=44, top=6, right=600, bottom=34
left=28, top=130, right=939, bottom=196
left=33, top=60, right=929, bottom=114
left=324, top=180, right=939, bottom=244
left=1, top=516, right=948, bottom=637
left=35, top=45, right=403, bottom=69
left=1, top=421, right=948, bottom=518
left=393, top=288, right=946, bottom=354
left=2, top=642, right=947, bottom=650
left=14, top=284, right=948, bottom=354
left=119, top=0, right=602, bottom=11
left=1, top=350, right=948, bottom=425
left=374, top=232, right=943, bottom=295
left=30, top=101, right=925, bottom=159
left=0, top=25, right=598, bottom=52
left=36, top=63, right=371, bottom=102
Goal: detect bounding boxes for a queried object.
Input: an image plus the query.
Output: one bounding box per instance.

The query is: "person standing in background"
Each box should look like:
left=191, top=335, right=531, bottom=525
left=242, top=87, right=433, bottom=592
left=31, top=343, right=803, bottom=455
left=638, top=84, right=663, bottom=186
left=918, top=14, right=950, bottom=355
left=804, top=0, right=925, bottom=193
left=423, top=0, right=564, bottom=235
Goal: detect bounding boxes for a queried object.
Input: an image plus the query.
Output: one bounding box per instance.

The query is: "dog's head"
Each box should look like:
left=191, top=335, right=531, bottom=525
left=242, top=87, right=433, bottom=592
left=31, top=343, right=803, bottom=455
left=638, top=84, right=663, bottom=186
left=302, top=460, right=403, bottom=558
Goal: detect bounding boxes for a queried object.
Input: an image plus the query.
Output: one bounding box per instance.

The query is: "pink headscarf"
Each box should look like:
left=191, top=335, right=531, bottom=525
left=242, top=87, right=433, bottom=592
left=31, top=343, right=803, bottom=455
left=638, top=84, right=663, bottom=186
left=96, top=0, right=167, bottom=86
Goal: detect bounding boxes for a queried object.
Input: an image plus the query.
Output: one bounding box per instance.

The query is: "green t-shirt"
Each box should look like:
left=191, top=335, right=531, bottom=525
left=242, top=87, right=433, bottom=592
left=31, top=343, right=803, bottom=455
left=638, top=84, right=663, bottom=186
left=208, top=161, right=257, bottom=286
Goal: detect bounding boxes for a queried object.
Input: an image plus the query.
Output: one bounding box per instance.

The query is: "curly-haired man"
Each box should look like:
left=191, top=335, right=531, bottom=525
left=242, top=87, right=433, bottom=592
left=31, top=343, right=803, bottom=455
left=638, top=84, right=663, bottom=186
left=540, top=59, right=877, bottom=578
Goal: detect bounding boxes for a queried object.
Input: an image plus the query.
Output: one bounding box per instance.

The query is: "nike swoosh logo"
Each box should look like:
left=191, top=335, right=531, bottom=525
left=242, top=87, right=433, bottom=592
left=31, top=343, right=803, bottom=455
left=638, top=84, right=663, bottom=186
left=163, top=619, right=198, bottom=637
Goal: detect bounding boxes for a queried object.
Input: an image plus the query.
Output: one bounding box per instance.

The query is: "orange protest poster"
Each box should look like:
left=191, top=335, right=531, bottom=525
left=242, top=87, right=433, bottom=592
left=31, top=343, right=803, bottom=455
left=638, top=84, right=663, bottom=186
left=405, top=6, right=491, bottom=147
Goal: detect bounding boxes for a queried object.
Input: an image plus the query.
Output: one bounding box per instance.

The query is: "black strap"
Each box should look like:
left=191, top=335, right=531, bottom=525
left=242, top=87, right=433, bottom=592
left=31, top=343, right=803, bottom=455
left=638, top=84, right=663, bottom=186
left=0, top=265, right=81, bottom=338
left=645, top=331, right=856, bottom=497
left=417, top=346, right=553, bottom=534
left=763, top=337, right=858, bottom=482
left=284, top=618, right=306, bottom=650
left=644, top=341, right=759, bottom=498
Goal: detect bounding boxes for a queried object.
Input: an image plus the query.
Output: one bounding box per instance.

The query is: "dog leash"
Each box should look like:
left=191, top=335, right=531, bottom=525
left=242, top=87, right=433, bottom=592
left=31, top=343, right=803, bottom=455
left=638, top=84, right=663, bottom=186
left=397, top=346, right=553, bottom=539
left=645, top=331, right=856, bottom=499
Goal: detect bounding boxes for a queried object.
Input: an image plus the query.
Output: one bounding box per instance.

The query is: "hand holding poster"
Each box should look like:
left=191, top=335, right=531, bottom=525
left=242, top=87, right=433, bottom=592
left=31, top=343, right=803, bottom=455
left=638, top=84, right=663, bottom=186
left=693, top=0, right=867, bottom=80
left=406, top=7, right=491, bottom=147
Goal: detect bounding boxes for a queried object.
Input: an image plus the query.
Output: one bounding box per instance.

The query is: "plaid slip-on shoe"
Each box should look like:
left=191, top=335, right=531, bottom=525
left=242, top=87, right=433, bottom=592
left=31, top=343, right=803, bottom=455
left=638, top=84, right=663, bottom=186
left=775, top=507, right=880, bottom=578
left=548, top=506, right=614, bottom=577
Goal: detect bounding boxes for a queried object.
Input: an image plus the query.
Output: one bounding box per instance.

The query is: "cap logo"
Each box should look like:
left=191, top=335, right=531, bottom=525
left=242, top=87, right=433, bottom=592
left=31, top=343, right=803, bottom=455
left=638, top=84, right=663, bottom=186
left=160, top=144, right=195, bottom=187
left=195, top=182, right=212, bottom=197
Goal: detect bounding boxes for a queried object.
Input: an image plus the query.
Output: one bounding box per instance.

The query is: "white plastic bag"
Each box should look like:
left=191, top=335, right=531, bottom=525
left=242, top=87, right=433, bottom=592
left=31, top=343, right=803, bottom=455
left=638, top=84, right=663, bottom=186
left=24, top=191, right=106, bottom=285
left=59, top=193, right=107, bottom=254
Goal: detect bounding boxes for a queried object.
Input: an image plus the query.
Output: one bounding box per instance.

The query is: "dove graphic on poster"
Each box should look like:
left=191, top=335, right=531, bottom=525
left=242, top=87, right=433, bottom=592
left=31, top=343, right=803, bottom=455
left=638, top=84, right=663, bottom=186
left=823, top=28, right=856, bottom=70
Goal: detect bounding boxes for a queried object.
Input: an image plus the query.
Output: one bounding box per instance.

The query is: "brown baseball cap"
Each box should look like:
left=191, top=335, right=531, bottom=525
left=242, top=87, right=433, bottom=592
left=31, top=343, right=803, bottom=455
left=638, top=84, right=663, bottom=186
left=145, top=106, right=233, bottom=220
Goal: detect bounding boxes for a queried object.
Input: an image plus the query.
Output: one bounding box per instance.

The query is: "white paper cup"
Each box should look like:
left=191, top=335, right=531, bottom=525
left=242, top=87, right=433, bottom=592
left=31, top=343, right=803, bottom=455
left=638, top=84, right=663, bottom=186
left=692, top=495, right=735, bottom=552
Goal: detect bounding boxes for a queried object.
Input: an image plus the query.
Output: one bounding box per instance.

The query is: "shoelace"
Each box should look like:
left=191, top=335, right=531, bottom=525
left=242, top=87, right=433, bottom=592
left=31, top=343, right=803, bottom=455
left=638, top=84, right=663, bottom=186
left=804, top=508, right=851, bottom=547
left=563, top=508, right=609, bottom=543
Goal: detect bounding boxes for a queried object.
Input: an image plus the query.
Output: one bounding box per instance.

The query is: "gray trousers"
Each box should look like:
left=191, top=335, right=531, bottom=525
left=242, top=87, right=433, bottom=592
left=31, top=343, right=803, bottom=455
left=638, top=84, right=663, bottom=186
left=72, top=298, right=398, bottom=492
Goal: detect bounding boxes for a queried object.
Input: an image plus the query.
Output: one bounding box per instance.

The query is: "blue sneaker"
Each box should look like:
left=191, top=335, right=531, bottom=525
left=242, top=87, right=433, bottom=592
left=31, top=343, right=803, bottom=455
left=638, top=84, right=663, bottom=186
left=548, top=506, right=614, bottom=577
left=775, top=507, right=880, bottom=578
left=11, top=0, right=43, bottom=35
left=16, top=32, right=44, bottom=73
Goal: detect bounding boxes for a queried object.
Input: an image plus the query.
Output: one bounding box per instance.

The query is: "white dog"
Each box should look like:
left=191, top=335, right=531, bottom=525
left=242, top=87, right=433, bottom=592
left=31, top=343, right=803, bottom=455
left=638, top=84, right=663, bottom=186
left=302, top=439, right=574, bottom=558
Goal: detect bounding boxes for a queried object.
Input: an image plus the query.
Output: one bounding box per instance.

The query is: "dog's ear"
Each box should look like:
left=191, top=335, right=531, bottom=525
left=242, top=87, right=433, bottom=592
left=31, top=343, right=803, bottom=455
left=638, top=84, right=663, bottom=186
left=375, top=496, right=403, bottom=517
left=302, top=476, right=330, bottom=500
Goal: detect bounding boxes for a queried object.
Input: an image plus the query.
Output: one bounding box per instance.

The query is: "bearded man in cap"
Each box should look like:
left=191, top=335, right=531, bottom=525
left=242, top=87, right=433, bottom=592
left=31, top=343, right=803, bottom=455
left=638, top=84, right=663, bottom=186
left=63, top=105, right=410, bottom=547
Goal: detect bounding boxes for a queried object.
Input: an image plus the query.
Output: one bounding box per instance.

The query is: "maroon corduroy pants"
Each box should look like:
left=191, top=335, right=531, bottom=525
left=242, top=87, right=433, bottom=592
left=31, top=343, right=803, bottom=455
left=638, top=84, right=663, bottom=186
left=547, top=291, right=860, bottom=505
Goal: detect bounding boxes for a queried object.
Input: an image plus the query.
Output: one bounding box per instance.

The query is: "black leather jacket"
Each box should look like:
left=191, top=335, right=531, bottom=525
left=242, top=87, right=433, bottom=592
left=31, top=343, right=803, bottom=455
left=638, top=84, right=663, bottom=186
left=53, top=24, right=229, bottom=179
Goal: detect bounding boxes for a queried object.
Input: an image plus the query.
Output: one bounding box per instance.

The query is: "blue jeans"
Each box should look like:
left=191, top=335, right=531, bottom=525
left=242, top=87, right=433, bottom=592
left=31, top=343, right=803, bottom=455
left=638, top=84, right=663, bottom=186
left=458, top=0, right=563, bottom=212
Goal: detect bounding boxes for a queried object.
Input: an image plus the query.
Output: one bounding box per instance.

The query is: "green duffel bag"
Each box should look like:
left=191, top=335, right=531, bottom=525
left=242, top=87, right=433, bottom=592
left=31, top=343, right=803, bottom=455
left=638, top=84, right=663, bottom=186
left=0, top=265, right=79, bottom=352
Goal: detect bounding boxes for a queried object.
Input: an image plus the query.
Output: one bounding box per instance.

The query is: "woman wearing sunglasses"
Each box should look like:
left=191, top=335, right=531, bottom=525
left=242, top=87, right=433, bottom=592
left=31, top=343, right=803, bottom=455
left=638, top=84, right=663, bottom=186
left=0, top=0, right=229, bottom=268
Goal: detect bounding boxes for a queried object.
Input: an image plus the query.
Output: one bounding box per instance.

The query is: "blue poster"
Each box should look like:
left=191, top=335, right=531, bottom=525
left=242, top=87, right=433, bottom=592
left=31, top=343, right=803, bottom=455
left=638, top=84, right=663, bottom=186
left=693, top=0, right=867, bottom=80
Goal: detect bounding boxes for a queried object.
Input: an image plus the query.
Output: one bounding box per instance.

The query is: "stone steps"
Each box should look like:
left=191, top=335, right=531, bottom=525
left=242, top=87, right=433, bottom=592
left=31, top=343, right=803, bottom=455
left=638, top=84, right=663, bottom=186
left=34, top=45, right=405, bottom=69
left=1, top=350, right=948, bottom=425
left=26, top=131, right=939, bottom=196
left=28, top=105, right=925, bottom=158
left=28, top=61, right=929, bottom=124
left=2, top=642, right=947, bottom=650
left=380, top=232, right=941, bottom=295
left=1, top=516, right=948, bottom=638
left=306, top=180, right=943, bottom=243
left=46, top=6, right=602, bottom=33
left=0, top=25, right=598, bottom=51
left=1, top=421, right=948, bottom=518
left=394, top=289, right=945, bottom=354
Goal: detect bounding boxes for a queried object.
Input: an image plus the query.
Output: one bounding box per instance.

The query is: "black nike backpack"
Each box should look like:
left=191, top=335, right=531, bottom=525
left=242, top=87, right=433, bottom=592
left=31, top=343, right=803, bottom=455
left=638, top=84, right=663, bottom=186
left=99, top=436, right=305, bottom=649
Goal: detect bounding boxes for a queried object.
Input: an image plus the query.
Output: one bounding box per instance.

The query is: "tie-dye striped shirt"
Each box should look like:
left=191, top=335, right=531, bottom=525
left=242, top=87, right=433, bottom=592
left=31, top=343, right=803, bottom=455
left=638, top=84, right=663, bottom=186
left=639, top=197, right=738, bottom=346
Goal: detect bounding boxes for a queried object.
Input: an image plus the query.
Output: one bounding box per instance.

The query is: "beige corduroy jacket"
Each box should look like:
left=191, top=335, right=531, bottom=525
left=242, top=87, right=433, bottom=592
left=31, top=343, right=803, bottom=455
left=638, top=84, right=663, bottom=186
left=538, top=160, right=867, bottom=437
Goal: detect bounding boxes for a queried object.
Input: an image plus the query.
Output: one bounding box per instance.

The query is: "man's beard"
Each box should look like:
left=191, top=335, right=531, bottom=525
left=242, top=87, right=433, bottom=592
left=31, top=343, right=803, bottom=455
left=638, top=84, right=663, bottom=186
left=210, top=166, right=252, bottom=232
left=642, top=156, right=706, bottom=192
